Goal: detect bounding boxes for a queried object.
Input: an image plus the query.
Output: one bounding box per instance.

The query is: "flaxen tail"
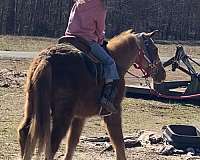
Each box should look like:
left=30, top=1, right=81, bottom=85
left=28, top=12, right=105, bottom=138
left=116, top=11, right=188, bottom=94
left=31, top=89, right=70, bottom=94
left=23, top=58, right=52, bottom=160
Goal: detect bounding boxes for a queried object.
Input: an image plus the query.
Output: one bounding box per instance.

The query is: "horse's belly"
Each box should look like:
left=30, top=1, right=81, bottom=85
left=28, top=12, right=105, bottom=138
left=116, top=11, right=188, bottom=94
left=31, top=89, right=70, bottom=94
left=73, top=94, right=101, bottom=118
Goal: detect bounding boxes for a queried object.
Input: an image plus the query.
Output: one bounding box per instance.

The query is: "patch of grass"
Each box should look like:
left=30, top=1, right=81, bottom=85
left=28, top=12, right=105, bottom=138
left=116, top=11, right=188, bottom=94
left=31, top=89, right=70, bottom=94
left=0, top=48, right=200, bottom=159
left=157, top=43, right=200, bottom=59
left=82, top=98, right=200, bottom=138
left=1, top=86, right=200, bottom=159
left=0, top=35, right=57, bottom=52
left=121, top=98, right=200, bottom=133
left=1, top=35, right=200, bottom=59
left=0, top=87, right=24, bottom=159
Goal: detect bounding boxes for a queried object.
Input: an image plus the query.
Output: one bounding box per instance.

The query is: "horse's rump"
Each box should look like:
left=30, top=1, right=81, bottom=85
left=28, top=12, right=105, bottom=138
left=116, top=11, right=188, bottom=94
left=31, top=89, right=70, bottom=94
left=27, top=44, right=102, bottom=112
left=22, top=44, right=103, bottom=158
left=28, top=44, right=97, bottom=89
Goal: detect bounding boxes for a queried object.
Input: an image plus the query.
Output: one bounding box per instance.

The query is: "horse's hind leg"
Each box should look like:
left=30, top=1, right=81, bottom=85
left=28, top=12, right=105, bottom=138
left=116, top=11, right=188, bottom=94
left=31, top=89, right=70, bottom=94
left=103, top=110, right=126, bottom=160
left=49, top=108, right=73, bottom=159
left=64, top=118, right=85, bottom=160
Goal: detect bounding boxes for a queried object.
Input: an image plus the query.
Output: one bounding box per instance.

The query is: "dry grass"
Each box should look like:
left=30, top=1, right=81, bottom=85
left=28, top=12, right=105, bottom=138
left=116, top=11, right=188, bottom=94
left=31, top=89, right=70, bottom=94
left=157, top=43, right=200, bottom=59
left=1, top=86, right=200, bottom=159
left=1, top=35, right=200, bottom=59
left=0, top=35, right=57, bottom=52
left=0, top=36, right=200, bottom=159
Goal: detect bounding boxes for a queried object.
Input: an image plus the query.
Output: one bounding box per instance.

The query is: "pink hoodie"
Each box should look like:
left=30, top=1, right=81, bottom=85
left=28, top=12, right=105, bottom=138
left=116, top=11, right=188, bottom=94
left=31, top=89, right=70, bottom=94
left=65, top=0, right=106, bottom=44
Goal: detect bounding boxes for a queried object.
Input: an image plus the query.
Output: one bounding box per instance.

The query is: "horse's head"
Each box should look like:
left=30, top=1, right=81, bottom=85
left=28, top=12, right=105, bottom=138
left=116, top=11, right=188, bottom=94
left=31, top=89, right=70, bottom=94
left=135, top=30, right=166, bottom=83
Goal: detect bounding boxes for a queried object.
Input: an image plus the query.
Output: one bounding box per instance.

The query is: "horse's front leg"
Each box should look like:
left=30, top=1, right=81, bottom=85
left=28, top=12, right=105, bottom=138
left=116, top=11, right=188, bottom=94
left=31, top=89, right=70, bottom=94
left=64, top=117, right=85, bottom=160
left=103, top=108, right=126, bottom=160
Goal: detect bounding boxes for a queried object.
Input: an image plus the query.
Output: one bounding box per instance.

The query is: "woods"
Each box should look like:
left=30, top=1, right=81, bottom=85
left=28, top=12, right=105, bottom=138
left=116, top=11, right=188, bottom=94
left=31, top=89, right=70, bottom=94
left=0, top=0, right=70, bottom=37
left=0, top=0, right=200, bottom=40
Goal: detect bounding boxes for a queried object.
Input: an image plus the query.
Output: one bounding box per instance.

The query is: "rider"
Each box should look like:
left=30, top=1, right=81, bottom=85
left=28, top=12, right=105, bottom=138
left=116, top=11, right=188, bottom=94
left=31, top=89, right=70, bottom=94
left=65, top=0, right=119, bottom=114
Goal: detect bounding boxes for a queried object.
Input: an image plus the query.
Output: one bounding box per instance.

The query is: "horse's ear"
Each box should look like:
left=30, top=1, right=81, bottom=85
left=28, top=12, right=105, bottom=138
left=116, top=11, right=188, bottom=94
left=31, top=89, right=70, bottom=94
left=146, top=30, right=159, bottom=38
left=130, top=29, right=135, bottom=33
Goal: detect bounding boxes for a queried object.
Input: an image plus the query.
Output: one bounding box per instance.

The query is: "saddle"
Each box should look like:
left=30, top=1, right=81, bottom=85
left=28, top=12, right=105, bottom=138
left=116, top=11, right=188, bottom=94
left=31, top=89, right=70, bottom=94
left=58, top=35, right=104, bottom=83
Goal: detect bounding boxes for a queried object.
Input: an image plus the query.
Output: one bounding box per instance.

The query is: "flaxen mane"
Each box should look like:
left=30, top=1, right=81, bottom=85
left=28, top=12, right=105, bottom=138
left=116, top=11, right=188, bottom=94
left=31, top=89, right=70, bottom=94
left=108, top=29, right=136, bottom=51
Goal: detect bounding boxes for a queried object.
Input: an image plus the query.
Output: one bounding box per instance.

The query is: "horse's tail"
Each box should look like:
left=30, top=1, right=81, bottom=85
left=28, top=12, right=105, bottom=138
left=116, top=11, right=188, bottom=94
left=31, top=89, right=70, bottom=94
left=23, top=58, right=52, bottom=160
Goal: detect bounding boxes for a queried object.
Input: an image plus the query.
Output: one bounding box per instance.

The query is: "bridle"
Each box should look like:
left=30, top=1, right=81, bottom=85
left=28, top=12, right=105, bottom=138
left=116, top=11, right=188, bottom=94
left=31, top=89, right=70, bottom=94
left=127, top=34, right=200, bottom=100
left=127, top=33, right=162, bottom=78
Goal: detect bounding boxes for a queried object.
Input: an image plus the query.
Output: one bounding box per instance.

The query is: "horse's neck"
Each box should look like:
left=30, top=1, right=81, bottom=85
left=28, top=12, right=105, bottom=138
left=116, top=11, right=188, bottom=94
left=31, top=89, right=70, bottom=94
left=109, top=43, right=138, bottom=77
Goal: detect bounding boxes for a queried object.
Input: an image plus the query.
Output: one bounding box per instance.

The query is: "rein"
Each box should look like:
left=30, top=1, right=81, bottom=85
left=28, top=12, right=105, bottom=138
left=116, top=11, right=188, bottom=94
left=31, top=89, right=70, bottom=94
left=127, top=48, right=160, bottom=79
left=128, top=66, right=200, bottom=100
left=137, top=48, right=200, bottom=100
left=129, top=50, right=200, bottom=100
left=126, top=34, right=199, bottom=100
left=128, top=33, right=162, bottom=79
left=132, top=49, right=151, bottom=78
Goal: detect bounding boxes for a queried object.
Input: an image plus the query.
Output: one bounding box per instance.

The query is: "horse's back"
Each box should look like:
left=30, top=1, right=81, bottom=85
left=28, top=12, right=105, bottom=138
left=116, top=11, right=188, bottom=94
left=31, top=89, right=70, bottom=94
left=37, top=44, right=94, bottom=87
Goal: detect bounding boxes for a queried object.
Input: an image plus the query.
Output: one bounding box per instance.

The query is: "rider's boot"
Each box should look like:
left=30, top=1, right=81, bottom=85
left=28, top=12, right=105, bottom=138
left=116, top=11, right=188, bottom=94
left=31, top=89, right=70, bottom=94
left=100, top=81, right=118, bottom=114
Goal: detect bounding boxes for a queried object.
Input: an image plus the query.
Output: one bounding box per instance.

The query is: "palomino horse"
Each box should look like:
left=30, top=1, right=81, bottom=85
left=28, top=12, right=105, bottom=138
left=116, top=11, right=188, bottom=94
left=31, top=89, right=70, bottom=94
left=18, top=29, right=166, bottom=160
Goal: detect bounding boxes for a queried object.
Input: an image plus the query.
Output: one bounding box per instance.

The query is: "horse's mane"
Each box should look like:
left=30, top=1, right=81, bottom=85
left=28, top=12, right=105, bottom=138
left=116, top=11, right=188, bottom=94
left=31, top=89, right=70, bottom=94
left=107, top=29, right=137, bottom=55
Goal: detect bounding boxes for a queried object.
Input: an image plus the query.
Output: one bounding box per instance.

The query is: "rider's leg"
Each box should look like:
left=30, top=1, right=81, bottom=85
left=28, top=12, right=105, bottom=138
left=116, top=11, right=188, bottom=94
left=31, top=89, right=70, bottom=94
left=89, top=41, right=119, bottom=113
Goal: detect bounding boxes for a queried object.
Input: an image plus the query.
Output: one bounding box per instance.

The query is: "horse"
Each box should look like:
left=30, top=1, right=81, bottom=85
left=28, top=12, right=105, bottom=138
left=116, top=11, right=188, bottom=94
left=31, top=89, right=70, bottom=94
left=18, top=29, right=166, bottom=160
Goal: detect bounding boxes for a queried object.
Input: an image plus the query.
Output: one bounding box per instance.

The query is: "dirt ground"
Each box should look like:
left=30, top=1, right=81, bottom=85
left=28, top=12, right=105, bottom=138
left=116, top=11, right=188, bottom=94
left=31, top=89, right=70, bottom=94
left=0, top=43, right=200, bottom=160
left=0, top=57, right=200, bottom=160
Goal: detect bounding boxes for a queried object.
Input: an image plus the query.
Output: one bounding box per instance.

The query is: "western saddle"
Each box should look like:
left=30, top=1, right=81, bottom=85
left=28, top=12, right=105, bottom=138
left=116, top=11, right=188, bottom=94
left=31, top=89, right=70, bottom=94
left=58, top=35, right=101, bottom=63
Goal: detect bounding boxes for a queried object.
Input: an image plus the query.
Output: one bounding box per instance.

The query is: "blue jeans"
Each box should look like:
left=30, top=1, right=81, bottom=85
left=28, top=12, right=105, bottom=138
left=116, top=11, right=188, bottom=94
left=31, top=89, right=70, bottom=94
left=89, top=41, right=119, bottom=82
